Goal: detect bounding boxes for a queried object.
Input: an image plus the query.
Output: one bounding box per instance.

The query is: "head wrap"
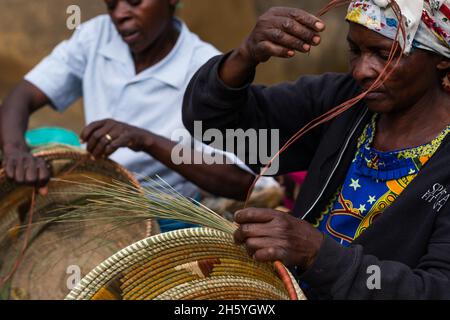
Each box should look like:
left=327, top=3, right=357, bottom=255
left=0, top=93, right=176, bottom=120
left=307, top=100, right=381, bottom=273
left=346, top=0, right=450, bottom=58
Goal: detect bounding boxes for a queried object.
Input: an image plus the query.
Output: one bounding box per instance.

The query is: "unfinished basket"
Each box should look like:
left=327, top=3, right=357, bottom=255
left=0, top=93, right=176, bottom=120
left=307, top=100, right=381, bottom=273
left=67, top=227, right=306, bottom=300
left=0, top=144, right=154, bottom=300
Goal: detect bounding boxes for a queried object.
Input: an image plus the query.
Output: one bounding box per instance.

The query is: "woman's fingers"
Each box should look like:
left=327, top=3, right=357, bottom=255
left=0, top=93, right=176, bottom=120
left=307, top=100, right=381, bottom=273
left=236, top=234, right=289, bottom=263
left=255, top=41, right=295, bottom=61
left=4, top=157, right=17, bottom=180
left=36, top=159, right=51, bottom=187
left=103, top=134, right=129, bottom=157
left=234, top=212, right=325, bottom=267
left=234, top=208, right=278, bottom=224
left=85, top=122, right=115, bottom=157
left=234, top=208, right=283, bottom=245
left=21, top=157, right=50, bottom=187
left=245, top=7, right=326, bottom=64
left=24, top=156, right=37, bottom=185
left=234, top=223, right=273, bottom=244
left=90, top=134, right=112, bottom=158
left=253, top=246, right=288, bottom=263
left=83, top=120, right=146, bottom=158
left=271, top=16, right=321, bottom=48
left=272, top=7, right=325, bottom=32
left=3, top=153, right=50, bottom=187
left=265, top=28, right=310, bottom=53
left=103, top=144, right=118, bottom=158
left=246, top=237, right=286, bottom=258
left=14, top=157, right=26, bottom=183
left=80, top=120, right=105, bottom=143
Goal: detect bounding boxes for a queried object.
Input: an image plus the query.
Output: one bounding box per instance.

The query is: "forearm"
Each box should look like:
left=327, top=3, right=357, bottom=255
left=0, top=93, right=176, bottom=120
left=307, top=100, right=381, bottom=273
left=1, top=80, right=48, bottom=153
left=1, top=93, right=31, bottom=153
left=143, top=133, right=254, bottom=201
left=0, top=81, right=52, bottom=185
left=183, top=56, right=355, bottom=175
left=299, top=236, right=450, bottom=300
left=218, top=48, right=258, bottom=88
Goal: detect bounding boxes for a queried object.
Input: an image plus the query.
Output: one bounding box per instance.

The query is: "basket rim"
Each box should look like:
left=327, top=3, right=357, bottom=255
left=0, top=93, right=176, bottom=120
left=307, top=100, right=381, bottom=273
left=66, top=227, right=305, bottom=301
left=0, top=147, right=142, bottom=191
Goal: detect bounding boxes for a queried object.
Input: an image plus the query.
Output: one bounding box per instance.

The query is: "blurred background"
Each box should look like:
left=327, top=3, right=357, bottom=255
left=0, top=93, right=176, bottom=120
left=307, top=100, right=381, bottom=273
left=0, top=0, right=349, bottom=134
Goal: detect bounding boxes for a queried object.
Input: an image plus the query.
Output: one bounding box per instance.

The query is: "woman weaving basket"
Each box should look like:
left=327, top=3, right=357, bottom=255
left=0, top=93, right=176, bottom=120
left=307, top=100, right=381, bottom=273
left=183, top=0, right=450, bottom=299
left=0, top=0, right=257, bottom=232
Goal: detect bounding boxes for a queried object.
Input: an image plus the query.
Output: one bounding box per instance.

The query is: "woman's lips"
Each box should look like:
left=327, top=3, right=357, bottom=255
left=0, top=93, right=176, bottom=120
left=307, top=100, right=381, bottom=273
left=121, top=30, right=140, bottom=44
left=364, top=91, right=387, bottom=100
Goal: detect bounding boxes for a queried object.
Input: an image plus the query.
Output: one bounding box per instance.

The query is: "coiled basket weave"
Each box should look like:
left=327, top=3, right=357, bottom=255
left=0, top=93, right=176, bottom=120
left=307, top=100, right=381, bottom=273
left=0, top=145, right=153, bottom=300
left=66, top=227, right=306, bottom=300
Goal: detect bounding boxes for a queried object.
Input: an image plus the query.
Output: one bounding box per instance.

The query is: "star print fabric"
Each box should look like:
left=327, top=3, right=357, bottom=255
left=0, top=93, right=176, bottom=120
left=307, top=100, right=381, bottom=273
left=315, top=114, right=450, bottom=246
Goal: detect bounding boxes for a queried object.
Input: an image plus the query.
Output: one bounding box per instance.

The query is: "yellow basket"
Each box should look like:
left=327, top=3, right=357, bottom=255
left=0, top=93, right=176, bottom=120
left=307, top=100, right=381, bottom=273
left=67, top=227, right=306, bottom=300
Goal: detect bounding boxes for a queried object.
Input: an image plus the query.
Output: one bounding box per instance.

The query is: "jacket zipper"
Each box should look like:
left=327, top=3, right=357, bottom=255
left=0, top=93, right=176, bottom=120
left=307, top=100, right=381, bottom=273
left=301, top=108, right=369, bottom=220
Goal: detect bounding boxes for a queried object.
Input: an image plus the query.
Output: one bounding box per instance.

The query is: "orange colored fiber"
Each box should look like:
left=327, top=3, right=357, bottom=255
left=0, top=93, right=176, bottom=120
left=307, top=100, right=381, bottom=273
left=0, top=188, right=36, bottom=288
left=244, top=0, right=406, bottom=208
left=244, top=1, right=406, bottom=299
left=274, top=260, right=298, bottom=300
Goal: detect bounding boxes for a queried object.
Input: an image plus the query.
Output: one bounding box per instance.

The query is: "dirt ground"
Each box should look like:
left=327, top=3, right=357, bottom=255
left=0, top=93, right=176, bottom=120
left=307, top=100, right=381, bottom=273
left=0, top=0, right=349, bottom=134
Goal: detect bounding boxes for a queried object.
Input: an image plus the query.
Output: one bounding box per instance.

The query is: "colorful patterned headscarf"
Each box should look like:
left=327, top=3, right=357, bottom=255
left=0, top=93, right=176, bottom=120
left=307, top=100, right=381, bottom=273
left=346, top=0, right=450, bottom=58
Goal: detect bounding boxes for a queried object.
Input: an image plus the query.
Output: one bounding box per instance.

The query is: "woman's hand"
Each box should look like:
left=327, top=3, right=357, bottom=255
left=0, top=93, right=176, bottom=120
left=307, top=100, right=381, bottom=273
left=2, top=145, right=50, bottom=188
left=241, top=7, right=325, bottom=64
left=233, top=208, right=324, bottom=270
left=220, top=7, right=325, bottom=87
left=80, top=119, right=154, bottom=158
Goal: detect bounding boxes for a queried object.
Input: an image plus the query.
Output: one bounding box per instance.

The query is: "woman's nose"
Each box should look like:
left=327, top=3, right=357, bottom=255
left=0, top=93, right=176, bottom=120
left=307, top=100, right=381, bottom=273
left=351, top=54, right=379, bottom=84
left=111, top=1, right=132, bottom=24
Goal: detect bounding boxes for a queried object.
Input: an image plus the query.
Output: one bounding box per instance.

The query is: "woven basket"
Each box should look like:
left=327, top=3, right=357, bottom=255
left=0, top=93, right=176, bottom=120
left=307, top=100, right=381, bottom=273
left=67, top=227, right=306, bottom=300
left=0, top=145, right=155, bottom=300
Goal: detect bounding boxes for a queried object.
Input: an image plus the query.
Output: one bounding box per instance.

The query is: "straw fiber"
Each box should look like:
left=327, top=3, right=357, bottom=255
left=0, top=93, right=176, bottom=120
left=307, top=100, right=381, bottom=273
left=67, top=228, right=306, bottom=300
left=0, top=145, right=154, bottom=300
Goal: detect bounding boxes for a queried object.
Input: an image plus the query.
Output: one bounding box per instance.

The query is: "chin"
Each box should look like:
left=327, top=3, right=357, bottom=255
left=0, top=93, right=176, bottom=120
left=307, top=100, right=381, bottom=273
left=128, top=44, right=141, bottom=54
left=363, top=99, right=396, bottom=114
left=127, top=41, right=149, bottom=55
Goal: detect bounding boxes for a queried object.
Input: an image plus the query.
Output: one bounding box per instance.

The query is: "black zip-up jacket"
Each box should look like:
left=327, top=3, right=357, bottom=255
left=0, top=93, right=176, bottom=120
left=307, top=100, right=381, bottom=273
left=182, top=55, right=450, bottom=300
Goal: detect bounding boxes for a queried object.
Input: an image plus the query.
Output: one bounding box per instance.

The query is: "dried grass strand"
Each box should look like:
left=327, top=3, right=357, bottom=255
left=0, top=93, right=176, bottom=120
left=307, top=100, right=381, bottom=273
left=244, top=0, right=406, bottom=207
